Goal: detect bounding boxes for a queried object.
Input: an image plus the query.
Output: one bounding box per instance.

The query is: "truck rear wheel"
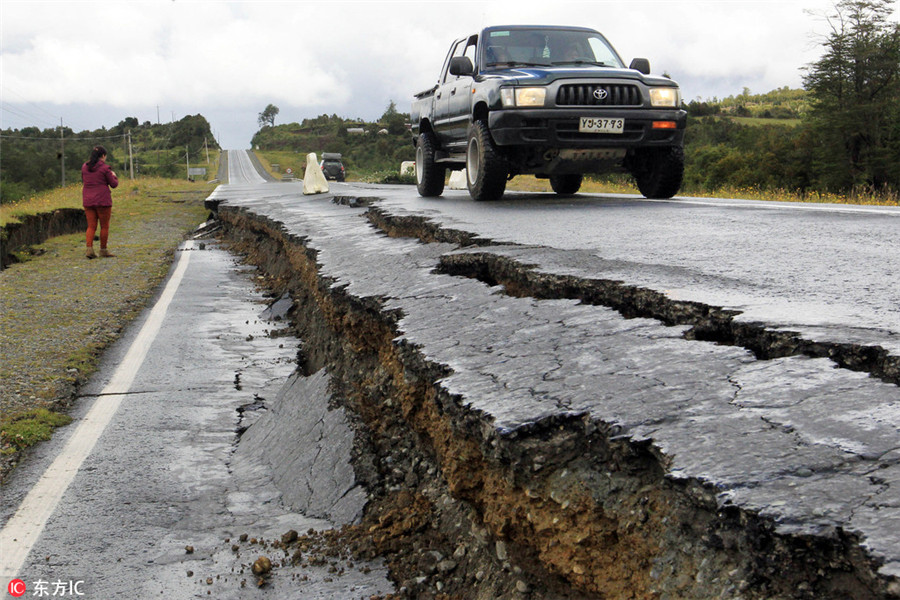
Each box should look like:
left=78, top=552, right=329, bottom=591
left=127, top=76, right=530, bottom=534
left=631, top=147, right=684, bottom=199
left=549, top=174, right=583, bottom=195
left=416, top=131, right=445, bottom=197
left=466, top=121, right=507, bottom=201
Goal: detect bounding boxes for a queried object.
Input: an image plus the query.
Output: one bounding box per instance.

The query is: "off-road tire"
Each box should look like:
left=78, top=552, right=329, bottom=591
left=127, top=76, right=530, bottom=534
left=466, top=120, right=507, bottom=201
left=416, top=131, right=445, bottom=197
left=549, top=174, right=583, bottom=195
left=632, top=146, right=684, bottom=199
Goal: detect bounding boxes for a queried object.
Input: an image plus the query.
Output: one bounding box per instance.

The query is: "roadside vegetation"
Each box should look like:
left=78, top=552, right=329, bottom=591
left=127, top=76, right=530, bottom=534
left=0, top=178, right=211, bottom=478
left=250, top=1, right=898, bottom=206
left=250, top=101, right=412, bottom=182
left=0, top=0, right=895, bottom=479
left=1, top=114, right=219, bottom=204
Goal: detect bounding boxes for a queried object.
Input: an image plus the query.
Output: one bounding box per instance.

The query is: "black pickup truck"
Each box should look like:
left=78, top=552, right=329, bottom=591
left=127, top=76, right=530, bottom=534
left=411, top=25, right=687, bottom=201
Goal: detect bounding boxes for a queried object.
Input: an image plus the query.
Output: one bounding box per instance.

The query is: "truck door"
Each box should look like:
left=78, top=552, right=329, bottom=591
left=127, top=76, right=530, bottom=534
left=445, top=38, right=477, bottom=147
left=433, top=39, right=466, bottom=139
left=434, top=36, right=477, bottom=149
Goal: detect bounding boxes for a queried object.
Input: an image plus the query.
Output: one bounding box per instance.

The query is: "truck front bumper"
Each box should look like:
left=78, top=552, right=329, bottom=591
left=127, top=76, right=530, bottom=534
left=488, top=108, right=687, bottom=148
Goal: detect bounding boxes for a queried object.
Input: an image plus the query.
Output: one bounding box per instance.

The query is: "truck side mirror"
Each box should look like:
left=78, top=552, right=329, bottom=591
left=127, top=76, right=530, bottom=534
left=449, top=56, right=475, bottom=77
left=629, top=58, right=651, bottom=75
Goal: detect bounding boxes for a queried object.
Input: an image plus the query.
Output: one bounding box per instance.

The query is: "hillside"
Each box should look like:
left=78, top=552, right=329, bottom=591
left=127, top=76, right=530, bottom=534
left=1, top=115, right=219, bottom=203
left=686, top=87, right=808, bottom=122
left=250, top=103, right=414, bottom=178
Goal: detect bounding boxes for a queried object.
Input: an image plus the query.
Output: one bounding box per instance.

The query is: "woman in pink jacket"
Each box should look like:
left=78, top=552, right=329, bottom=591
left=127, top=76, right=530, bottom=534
left=82, top=145, right=119, bottom=258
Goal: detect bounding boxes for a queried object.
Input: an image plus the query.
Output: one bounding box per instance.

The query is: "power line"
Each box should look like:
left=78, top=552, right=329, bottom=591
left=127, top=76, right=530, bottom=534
left=0, top=104, right=60, bottom=129
left=0, top=86, right=60, bottom=120
left=0, top=85, right=62, bottom=127
left=0, top=133, right=128, bottom=141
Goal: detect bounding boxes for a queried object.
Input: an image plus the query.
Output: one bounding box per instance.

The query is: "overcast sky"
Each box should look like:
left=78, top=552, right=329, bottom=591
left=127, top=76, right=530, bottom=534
left=2, top=0, right=892, bottom=149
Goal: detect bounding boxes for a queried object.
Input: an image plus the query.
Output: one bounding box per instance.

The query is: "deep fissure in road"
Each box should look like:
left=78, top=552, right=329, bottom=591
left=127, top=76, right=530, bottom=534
left=218, top=202, right=895, bottom=599
left=367, top=207, right=899, bottom=387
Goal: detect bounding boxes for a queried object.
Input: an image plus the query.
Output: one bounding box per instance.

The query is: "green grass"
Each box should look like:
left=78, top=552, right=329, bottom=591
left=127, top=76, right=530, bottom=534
left=1, top=409, right=73, bottom=454
left=728, top=116, right=802, bottom=128
left=254, top=150, right=309, bottom=180
left=0, top=177, right=211, bottom=469
left=0, top=177, right=212, bottom=227
left=506, top=175, right=897, bottom=206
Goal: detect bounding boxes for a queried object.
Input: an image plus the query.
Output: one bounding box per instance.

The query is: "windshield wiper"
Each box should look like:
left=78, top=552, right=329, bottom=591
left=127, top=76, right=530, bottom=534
left=488, top=60, right=552, bottom=68
left=551, top=60, right=611, bottom=67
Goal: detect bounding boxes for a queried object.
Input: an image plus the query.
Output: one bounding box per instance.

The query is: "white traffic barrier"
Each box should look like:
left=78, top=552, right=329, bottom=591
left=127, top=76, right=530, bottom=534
left=303, top=153, right=329, bottom=195
left=448, top=169, right=467, bottom=190
left=400, top=161, right=416, bottom=177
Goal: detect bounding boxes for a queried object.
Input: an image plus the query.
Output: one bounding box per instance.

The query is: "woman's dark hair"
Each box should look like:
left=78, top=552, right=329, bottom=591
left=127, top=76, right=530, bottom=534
left=87, top=146, right=107, bottom=171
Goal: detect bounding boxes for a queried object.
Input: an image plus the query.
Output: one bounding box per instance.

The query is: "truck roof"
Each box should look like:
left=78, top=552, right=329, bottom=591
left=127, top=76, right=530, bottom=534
left=482, top=24, right=601, bottom=34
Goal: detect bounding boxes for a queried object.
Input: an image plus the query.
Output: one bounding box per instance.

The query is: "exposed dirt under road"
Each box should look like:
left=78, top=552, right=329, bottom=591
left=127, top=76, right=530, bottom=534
left=218, top=203, right=898, bottom=600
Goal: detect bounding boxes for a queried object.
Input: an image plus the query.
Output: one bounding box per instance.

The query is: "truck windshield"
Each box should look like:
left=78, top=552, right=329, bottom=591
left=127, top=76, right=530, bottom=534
left=483, top=28, right=624, bottom=69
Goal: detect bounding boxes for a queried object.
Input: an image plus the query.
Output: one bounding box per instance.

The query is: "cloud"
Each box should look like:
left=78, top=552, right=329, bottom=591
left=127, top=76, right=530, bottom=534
left=3, top=0, right=889, bottom=147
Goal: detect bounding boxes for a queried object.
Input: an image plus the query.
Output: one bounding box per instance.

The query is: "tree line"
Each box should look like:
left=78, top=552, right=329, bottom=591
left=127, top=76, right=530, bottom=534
left=2, top=2, right=895, bottom=203
left=252, top=2, right=897, bottom=200
left=682, top=0, right=898, bottom=197
left=250, top=101, right=413, bottom=176
left=1, top=114, right=218, bottom=203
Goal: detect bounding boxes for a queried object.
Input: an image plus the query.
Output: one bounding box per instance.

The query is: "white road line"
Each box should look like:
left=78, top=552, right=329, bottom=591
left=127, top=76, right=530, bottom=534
left=649, top=196, right=900, bottom=216
left=0, top=248, right=193, bottom=580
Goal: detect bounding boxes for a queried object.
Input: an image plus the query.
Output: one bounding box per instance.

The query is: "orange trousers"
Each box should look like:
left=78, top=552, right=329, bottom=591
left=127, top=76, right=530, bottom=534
left=85, top=206, right=112, bottom=249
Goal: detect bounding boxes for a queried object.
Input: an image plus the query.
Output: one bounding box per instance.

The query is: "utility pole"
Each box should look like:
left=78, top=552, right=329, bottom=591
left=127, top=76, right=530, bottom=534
left=204, top=137, right=210, bottom=164
left=59, top=118, right=65, bottom=186
left=128, top=131, right=135, bottom=180
left=186, top=146, right=190, bottom=180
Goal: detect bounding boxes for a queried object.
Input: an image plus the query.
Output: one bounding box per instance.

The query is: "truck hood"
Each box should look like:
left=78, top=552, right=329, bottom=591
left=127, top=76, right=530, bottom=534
left=479, top=66, right=677, bottom=88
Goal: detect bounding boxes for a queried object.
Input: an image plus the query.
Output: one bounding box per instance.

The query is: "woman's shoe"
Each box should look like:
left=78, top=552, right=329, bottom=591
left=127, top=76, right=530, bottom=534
left=99, top=249, right=116, bottom=258
left=86, top=248, right=97, bottom=259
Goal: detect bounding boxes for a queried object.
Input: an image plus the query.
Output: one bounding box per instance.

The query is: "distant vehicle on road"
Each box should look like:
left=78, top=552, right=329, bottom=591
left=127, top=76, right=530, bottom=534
left=411, top=25, right=687, bottom=201
left=320, top=153, right=346, bottom=181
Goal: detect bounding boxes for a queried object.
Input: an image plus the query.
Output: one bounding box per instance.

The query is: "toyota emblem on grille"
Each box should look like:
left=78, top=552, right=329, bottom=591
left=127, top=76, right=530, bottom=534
left=593, top=88, right=608, bottom=100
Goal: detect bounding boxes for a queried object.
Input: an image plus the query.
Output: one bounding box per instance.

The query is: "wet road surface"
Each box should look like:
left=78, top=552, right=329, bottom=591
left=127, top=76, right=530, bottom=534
left=0, top=239, right=392, bottom=598
left=3, top=150, right=898, bottom=596
left=358, top=184, right=900, bottom=355
left=211, top=151, right=899, bottom=581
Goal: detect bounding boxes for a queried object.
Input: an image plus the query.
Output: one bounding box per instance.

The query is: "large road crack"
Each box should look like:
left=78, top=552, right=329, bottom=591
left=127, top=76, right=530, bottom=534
left=216, top=200, right=900, bottom=599
left=366, top=207, right=898, bottom=386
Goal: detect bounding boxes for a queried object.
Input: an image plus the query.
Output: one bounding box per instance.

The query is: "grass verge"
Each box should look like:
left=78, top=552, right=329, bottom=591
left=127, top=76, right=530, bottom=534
left=0, top=177, right=211, bottom=479
left=254, top=149, right=897, bottom=206
left=507, top=175, right=899, bottom=206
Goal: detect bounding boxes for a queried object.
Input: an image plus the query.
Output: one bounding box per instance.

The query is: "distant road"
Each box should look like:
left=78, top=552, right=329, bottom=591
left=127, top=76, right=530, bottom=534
left=227, top=148, right=267, bottom=184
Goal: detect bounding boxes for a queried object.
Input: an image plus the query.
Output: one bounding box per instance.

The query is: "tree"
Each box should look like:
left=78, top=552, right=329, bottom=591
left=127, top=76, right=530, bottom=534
left=380, top=101, right=408, bottom=136
left=803, top=0, right=900, bottom=191
left=258, top=104, right=280, bottom=129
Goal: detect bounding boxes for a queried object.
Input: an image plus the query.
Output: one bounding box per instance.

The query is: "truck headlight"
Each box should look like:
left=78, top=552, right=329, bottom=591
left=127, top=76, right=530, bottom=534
left=500, top=87, right=546, bottom=107
left=649, top=87, right=680, bottom=107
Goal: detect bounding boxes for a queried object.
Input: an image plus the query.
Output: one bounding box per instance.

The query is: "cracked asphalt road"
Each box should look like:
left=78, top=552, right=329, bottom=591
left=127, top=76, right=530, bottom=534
left=0, top=240, right=392, bottom=599
left=3, top=150, right=897, bottom=597
left=213, top=159, right=898, bottom=583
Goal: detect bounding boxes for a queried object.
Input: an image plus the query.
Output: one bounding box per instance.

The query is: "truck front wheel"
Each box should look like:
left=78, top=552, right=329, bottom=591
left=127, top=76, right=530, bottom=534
left=630, top=147, right=684, bottom=199
left=549, top=174, right=583, bottom=195
left=416, top=132, right=445, bottom=197
left=466, top=121, right=507, bottom=201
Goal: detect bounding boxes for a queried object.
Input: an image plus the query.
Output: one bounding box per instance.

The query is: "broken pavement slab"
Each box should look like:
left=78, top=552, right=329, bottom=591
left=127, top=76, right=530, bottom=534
left=217, top=188, right=900, bottom=599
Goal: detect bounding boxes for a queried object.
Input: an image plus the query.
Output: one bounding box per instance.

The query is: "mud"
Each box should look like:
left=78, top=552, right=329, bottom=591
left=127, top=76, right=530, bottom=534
left=1, top=208, right=86, bottom=269
left=217, top=202, right=899, bottom=600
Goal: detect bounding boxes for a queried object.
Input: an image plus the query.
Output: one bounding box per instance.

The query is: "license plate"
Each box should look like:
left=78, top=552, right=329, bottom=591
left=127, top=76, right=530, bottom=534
left=579, top=117, right=624, bottom=134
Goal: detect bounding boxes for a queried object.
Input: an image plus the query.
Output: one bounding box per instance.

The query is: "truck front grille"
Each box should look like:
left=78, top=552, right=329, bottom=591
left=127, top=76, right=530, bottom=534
left=556, top=84, right=642, bottom=106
